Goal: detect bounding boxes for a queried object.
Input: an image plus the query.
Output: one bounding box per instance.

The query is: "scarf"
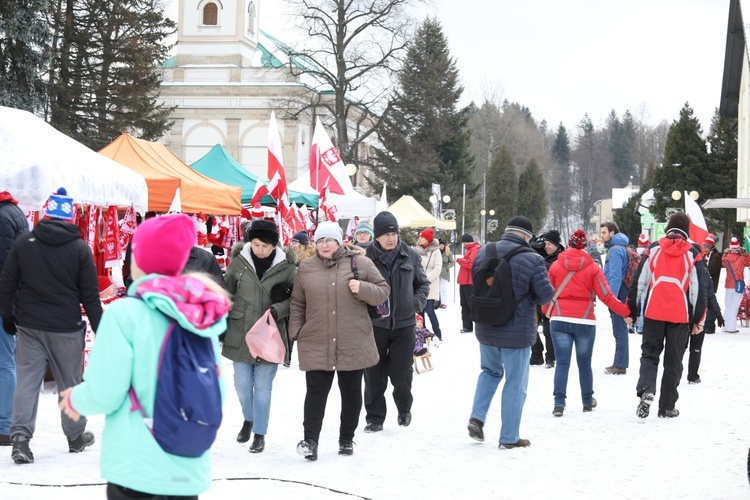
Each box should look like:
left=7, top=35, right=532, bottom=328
left=372, top=240, right=400, bottom=270
left=251, top=249, right=276, bottom=279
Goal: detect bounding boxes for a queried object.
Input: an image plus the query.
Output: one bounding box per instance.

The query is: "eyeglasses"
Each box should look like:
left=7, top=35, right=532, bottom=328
left=315, top=238, right=338, bottom=246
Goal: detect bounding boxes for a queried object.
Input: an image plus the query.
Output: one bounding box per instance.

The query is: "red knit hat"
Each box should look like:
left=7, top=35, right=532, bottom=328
left=132, top=214, right=196, bottom=276
left=704, top=234, right=715, bottom=246
left=637, top=233, right=650, bottom=247
left=420, top=228, right=435, bottom=243
left=569, top=229, right=587, bottom=250
left=730, top=237, right=740, bottom=249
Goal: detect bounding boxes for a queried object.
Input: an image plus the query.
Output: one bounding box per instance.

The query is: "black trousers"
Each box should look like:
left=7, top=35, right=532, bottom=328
left=107, top=484, right=197, bottom=500
left=364, top=326, right=415, bottom=424
left=303, top=369, right=363, bottom=443
left=531, top=317, right=555, bottom=362
left=636, top=320, right=689, bottom=411
left=686, top=331, right=705, bottom=382
left=459, top=284, right=473, bottom=331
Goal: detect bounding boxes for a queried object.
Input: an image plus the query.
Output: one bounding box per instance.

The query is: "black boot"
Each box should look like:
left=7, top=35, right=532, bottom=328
left=297, top=439, right=318, bottom=461
left=11, top=436, right=34, bottom=464
left=248, top=434, right=265, bottom=453
left=237, top=421, right=253, bottom=443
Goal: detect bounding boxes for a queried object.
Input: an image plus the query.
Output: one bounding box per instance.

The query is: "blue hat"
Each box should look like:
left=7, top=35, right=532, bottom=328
left=46, top=187, right=74, bottom=220
left=292, top=230, right=309, bottom=245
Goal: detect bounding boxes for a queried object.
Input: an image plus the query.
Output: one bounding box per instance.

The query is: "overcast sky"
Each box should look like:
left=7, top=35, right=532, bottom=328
left=168, top=0, right=729, bottom=134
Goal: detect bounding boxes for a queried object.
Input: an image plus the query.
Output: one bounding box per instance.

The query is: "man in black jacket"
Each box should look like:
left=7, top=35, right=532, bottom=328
left=0, top=191, right=29, bottom=447
left=530, top=229, right=564, bottom=368
left=364, top=211, right=430, bottom=432
left=702, top=234, right=722, bottom=333
left=0, top=188, right=102, bottom=463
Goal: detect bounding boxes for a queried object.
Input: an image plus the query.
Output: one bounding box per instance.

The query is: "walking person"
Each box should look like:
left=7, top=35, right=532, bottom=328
left=544, top=229, right=632, bottom=417
left=59, top=214, right=231, bottom=499
left=632, top=213, right=707, bottom=419
left=686, top=265, right=723, bottom=384
left=600, top=221, right=631, bottom=374
left=530, top=229, right=564, bottom=368
left=290, top=222, right=389, bottom=461
left=222, top=219, right=296, bottom=453
left=721, top=237, right=750, bottom=333
left=0, top=191, right=29, bottom=447
left=438, top=238, right=454, bottom=309
left=466, top=216, right=554, bottom=449
left=0, top=188, right=102, bottom=464
left=456, top=233, right=479, bottom=333
left=353, top=221, right=374, bottom=249
left=702, top=234, right=722, bottom=333
left=415, top=228, right=442, bottom=341
left=363, top=211, right=429, bottom=432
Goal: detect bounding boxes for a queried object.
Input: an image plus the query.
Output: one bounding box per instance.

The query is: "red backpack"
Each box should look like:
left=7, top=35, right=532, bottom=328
left=615, top=244, right=641, bottom=289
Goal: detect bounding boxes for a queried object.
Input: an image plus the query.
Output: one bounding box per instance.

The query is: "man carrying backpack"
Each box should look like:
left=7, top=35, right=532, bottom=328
left=466, top=216, right=554, bottom=449
left=600, top=221, right=631, bottom=375
left=59, top=214, right=231, bottom=499
left=630, top=212, right=707, bottom=419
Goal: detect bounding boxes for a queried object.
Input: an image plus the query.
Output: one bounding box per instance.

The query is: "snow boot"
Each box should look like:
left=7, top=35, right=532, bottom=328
left=11, top=437, right=33, bottom=464
left=553, top=406, right=564, bottom=417
left=68, top=431, right=95, bottom=453
left=636, top=391, right=654, bottom=419
left=467, top=418, right=484, bottom=442
left=657, top=408, right=680, bottom=418
left=248, top=434, right=265, bottom=453
left=297, top=439, right=318, bottom=461
left=583, top=398, right=598, bottom=412
left=338, top=440, right=354, bottom=456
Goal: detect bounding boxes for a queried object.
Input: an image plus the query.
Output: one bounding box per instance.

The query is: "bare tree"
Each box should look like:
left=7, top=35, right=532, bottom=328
left=280, top=0, right=420, bottom=165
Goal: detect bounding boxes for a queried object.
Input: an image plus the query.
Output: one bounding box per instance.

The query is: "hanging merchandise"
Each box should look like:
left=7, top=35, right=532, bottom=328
left=119, top=206, right=137, bottom=251
left=104, top=206, right=122, bottom=268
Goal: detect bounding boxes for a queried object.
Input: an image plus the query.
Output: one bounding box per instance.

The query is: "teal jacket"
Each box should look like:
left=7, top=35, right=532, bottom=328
left=69, top=274, right=228, bottom=496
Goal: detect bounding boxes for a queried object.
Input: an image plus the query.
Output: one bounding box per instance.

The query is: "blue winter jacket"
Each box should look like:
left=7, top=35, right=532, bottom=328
left=603, top=232, right=629, bottom=296
left=472, top=233, right=555, bottom=348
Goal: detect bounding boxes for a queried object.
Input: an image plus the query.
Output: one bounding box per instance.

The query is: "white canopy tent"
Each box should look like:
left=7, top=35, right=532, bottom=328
left=0, top=106, right=148, bottom=213
left=288, top=172, right=378, bottom=218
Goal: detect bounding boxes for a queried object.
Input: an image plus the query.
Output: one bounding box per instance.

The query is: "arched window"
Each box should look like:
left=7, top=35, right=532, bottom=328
left=203, top=3, right=218, bottom=25
left=248, top=2, right=256, bottom=35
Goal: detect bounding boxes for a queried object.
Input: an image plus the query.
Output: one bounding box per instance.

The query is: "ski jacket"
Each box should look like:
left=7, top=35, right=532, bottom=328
left=365, top=240, right=430, bottom=331
left=472, top=233, right=555, bottom=348
left=416, top=239, right=441, bottom=301
left=0, top=219, right=102, bottom=332
left=222, top=244, right=296, bottom=365
left=603, top=232, right=630, bottom=296
left=289, top=244, right=389, bottom=371
left=0, top=196, right=28, bottom=273
left=456, top=242, right=480, bottom=285
left=69, top=274, right=229, bottom=497
left=637, top=235, right=703, bottom=325
left=721, top=249, right=750, bottom=289
left=544, top=248, right=630, bottom=324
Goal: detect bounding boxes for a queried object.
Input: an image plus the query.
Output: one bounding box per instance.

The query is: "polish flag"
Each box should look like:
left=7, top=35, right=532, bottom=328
left=684, top=191, right=709, bottom=244
left=249, top=180, right=269, bottom=207
left=267, top=112, right=290, bottom=210
left=309, top=118, right=353, bottom=195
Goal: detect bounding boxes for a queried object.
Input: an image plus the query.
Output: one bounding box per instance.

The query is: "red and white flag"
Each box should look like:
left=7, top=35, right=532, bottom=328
left=684, top=191, right=708, bottom=244
left=319, top=186, right=338, bottom=222
left=267, top=112, right=290, bottom=212
left=249, top=180, right=269, bottom=207
left=309, top=118, right=353, bottom=195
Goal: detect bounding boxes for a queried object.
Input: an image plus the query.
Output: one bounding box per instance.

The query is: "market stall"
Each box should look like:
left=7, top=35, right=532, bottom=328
left=387, top=195, right=456, bottom=230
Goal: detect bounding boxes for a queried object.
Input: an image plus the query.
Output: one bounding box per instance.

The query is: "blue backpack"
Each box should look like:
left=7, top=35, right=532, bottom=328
left=129, top=319, right=222, bottom=458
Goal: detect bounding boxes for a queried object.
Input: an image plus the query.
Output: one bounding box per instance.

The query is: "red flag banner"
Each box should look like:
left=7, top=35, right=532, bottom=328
left=684, top=191, right=708, bottom=244
left=309, top=117, right=353, bottom=195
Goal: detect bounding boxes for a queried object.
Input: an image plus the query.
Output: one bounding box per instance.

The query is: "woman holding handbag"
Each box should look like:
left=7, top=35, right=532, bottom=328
left=289, top=222, right=390, bottom=461
left=544, top=229, right=633, bottom=417
left=222, top=220, right=296, bottom=453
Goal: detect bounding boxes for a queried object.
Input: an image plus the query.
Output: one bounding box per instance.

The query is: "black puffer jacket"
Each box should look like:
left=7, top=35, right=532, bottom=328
left=0, top=200, right=28, bottom=273
left=365, top=240, right=430, bottom=330
left=0, top=219, right=102, bottom=332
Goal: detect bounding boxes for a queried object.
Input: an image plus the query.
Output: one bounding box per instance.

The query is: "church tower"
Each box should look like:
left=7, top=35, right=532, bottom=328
left=174, top=0, right=260, bottom=66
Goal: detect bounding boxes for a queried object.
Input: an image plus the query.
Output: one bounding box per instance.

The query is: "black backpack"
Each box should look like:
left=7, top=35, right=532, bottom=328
left=470, top=244, right=534, bottom=326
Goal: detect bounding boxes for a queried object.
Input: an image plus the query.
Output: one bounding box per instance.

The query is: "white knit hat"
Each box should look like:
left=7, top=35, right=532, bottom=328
left=314, top=221, right=343, bottom=245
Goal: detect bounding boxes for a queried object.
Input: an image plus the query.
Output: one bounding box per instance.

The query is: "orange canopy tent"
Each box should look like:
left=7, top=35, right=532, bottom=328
left=99, top=134, right=242, bottom=214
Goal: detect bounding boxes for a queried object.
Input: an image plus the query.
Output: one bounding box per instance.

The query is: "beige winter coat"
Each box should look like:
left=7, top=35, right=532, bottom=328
left=416, top=240, right=441, bottom=301
left=289, top=245, right=390, bottom=371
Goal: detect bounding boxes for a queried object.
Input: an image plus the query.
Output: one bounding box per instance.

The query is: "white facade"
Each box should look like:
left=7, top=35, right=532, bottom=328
left=738, top=49, right=750, bottom=222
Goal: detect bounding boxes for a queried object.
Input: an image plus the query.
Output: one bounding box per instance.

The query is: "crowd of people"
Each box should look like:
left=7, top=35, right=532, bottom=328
left=2, top=187, right=748, bottom=498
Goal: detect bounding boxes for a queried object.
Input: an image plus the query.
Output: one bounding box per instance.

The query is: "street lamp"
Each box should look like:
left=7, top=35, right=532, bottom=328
left=345, top=163, right=357, bottom=187
left=667, top=190, right=699, bottom=218
left=480, top=209, right=495, bottom=244
left=429, top=194, right=451, bottom=218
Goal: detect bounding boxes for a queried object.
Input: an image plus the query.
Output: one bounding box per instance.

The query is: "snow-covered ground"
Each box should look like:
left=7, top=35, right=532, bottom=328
left=1, top=283, right=749, bottom=499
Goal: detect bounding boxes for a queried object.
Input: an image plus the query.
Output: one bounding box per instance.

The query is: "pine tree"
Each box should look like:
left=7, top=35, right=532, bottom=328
left=46, top=0, right=176, bottom=150
left=550, top=123, right=571, bottom=229
left=517, top=157, right=547, bottom=232
left=706, top=110, right=741, bottom=238
left=485, top=144, right=517, bottom=240
left=373, top=18, right=476, bottom=220
left=607, top=110, right=637, bottom=188
left=651, top=102, right=707, bottom=218
left=0, top=0, right=50, bottom=112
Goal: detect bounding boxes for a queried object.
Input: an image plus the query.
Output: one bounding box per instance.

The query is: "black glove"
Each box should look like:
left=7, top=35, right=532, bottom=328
left=268, top=307, right=279, bottom=321
left=717, top=314, right=725, bottom=328
left=2, top=315, right=17, bottom=335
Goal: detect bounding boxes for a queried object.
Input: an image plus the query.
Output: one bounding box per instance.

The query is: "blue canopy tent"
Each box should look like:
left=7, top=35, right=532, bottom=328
left=190, top=144, right=318, bottom=208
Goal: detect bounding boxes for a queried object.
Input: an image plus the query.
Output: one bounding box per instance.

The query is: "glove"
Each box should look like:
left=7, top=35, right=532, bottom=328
left=268, top=307, right=279, bottom=321
left=2, top=315, right=17, bottom=335
left=717, top=314, right=725, bottom=328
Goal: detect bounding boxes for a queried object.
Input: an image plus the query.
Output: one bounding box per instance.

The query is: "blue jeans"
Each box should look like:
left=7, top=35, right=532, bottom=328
left=470, top=344, right=530, bottom=444
left=233, top=362, right=278, bottom=435
left=0, top=326, right=16, bottom=435
left=610, top=286, right=629, bottom=368
left=549, top=321, right=596, bottom=407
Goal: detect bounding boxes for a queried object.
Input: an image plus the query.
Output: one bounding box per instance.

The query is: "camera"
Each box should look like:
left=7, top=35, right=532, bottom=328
left=530, top=234, right=546, bottom=257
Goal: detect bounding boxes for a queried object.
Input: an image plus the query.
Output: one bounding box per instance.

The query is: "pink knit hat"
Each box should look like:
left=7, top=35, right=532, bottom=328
left=132, top=214, right=196, bottom=276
